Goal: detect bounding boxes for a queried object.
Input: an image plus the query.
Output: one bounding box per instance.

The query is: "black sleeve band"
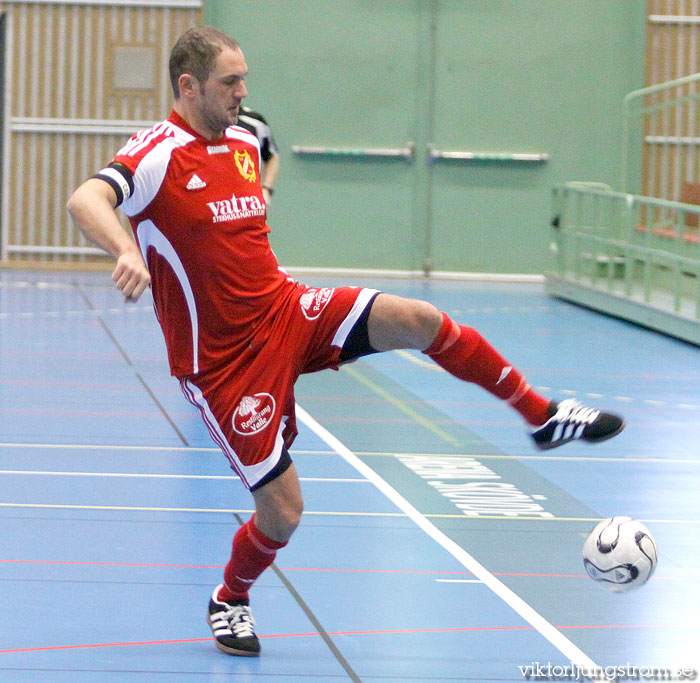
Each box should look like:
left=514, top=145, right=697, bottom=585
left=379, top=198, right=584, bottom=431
left=92, top=163, right=134, bottom=207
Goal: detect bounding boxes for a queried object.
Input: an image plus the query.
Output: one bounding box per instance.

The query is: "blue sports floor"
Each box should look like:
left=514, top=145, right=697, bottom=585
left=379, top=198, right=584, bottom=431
left=0, top=268, right=698, bottom=682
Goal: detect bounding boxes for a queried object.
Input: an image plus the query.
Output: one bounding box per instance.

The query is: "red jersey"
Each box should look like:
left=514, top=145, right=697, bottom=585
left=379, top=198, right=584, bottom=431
left=111, top=111, right=295, bottom=376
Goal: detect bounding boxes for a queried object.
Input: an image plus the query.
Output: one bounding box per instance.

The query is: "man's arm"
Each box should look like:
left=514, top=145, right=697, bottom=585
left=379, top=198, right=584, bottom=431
left=67, top=178, right=151, bottom=302
left=261, top=153, right=279, bottom=204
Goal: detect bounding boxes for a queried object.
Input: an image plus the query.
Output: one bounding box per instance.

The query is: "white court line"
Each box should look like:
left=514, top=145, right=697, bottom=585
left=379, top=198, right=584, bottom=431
left=295, top=402, right=602, bottom=677
left=0, top=470, right=367, bottom=483
left=0, top=442, right=220, bottom=452
left=0, top=306, right=153, bottom=320
left=0, top=442, right=342, bottom=457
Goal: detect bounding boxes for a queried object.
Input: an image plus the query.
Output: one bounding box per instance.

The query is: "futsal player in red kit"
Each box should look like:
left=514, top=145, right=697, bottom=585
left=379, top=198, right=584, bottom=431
left=68, top=26, right=625, bottom=657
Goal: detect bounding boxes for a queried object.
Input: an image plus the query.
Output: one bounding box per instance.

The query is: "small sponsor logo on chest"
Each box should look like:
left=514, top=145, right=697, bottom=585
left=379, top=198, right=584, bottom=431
left=207, top=144, right=230, bottom=154
left=186, top=174, right=207, bottom=190
left=207, top=193, right=265, bottom=223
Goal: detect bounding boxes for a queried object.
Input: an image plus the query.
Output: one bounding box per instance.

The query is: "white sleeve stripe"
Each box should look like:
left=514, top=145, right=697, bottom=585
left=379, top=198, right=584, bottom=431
left=226, top=126, right=259, bottom=146
left=137, top=220, right=199, bottom=373
left=97, top=167, right=131, bottom=201
left=121, top=123, right=168, bottom=157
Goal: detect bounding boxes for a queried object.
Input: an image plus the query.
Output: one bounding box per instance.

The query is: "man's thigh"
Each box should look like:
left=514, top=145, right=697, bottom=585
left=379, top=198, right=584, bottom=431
left=179, top=353, right=296, bottom=490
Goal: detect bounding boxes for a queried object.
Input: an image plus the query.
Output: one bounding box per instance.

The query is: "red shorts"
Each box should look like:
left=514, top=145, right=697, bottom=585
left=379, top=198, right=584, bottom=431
left=179, top=284, right=379, bottom=489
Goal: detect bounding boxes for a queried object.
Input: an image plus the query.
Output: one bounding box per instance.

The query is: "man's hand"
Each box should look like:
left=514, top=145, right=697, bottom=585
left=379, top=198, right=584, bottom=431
left=68, top=177, right=150, bottom=302
left=112, top=250, right=151, bottom=302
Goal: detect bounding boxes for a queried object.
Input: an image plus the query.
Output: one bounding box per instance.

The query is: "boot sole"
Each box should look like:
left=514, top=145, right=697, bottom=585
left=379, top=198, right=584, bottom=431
left=533, top=419, right=626, bottom=451
left=214, top=640, right=260, bottom=657
left=207, top=614, right=260, bottom=657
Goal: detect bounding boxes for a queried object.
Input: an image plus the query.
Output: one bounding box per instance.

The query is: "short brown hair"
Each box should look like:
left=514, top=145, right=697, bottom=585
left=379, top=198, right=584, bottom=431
left=169, top=26, right=240, bottom=98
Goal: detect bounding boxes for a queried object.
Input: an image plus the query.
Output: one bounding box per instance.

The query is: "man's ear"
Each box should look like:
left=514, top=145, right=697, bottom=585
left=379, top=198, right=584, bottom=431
left=178, top=73, right=198, bottom=99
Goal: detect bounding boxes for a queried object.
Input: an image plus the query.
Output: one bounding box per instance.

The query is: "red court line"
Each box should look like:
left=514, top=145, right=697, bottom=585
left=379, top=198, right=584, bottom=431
left=0, top=624, right=688, bottom=655
left=3, top=560, right=696, bottom=581
left=0, top=559, right=585, bottom=577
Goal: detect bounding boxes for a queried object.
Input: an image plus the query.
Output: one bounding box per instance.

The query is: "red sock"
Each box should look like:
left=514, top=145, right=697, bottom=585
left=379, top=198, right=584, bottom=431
left=217, top=516, right=287, bottom=603
left=423, top=312, right=550, bottom=426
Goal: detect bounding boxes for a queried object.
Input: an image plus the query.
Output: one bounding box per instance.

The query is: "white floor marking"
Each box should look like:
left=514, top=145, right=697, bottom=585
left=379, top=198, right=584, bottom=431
left=0, top=469, right=366, bottom=483
left=295, top=403, right=602, bottom=675
left=0, top=442, right=220, bottom=452
left=0, top=306, right=153, bottom=319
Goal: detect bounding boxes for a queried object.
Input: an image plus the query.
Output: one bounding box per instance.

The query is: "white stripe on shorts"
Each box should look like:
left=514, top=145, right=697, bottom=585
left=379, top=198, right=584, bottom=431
left=331, top=288, right=380, bottom=349
left=180, top=378, right=289, bottom=490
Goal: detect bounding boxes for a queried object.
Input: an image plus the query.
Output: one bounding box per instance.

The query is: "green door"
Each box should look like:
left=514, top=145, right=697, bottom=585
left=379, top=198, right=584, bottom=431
left=221, top=0, right=424, bottom=271
left=428, top=0, right=644, bottom=275
left=209, top=0, right=644, bottom=274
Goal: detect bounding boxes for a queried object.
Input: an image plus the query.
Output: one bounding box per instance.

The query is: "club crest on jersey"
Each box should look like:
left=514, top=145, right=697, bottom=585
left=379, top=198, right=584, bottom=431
left=232, top=393, right=276, bottom=435
left=234, top=150, right=257, bottom=182
left=300, top=287, right=334, bottom=320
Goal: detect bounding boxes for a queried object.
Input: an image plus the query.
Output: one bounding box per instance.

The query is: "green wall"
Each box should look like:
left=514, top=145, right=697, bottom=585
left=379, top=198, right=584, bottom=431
left=205, top=1, right=646, bottom=274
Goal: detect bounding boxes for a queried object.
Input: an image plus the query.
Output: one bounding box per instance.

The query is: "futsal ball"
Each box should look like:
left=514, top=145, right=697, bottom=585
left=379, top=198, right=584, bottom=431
left=582, top=516, right=658, bottom=592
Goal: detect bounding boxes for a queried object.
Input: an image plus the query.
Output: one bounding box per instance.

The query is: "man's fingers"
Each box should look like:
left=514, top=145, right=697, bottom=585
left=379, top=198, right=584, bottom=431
left=120, top=274, right=150, bottom=301
left=125, top=277, right=150, bottom=302
left=112, top=258, right=150, bottom=302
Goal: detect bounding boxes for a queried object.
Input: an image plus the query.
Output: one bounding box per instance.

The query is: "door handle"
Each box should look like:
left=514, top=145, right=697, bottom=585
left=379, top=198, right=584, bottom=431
left=427, top=143, right=548, bottom=164
left=292, top=142, right=415, bottom=162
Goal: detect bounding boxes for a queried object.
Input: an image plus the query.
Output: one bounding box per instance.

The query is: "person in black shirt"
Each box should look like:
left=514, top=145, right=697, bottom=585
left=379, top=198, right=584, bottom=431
left=237, top=106, right=279, bottom=203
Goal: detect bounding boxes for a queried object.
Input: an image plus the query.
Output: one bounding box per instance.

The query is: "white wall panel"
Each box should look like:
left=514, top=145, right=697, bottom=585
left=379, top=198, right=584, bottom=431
left=1, top=0, right=202, bottom=261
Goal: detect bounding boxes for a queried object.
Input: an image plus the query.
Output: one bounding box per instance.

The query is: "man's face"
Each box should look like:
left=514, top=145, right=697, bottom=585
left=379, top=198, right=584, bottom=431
left=196, top=46, right=248, bottom=137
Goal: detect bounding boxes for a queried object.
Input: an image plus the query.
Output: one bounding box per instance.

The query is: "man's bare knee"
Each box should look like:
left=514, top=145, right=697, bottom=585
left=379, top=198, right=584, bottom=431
left=253, top=495, right=303, bottom=543
left=252, top=464, right=304, bottom=543
left=272, top=495, right=303, bottom=535
left=407, top=299, right=442, bottom=340
left=368, top=294, right=442, bottom=351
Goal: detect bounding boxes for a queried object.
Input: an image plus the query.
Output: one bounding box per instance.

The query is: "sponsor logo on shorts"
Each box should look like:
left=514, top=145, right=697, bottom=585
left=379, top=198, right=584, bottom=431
left=300, top=287, right=334, bottom=320
left=232, top=393, right=276, bottom=435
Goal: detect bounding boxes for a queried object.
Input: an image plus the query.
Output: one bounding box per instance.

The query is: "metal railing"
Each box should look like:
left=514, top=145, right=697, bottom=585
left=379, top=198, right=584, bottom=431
left=549, top=182, right=700, bottom=326
left=621, top=73, right=700, bottom=199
